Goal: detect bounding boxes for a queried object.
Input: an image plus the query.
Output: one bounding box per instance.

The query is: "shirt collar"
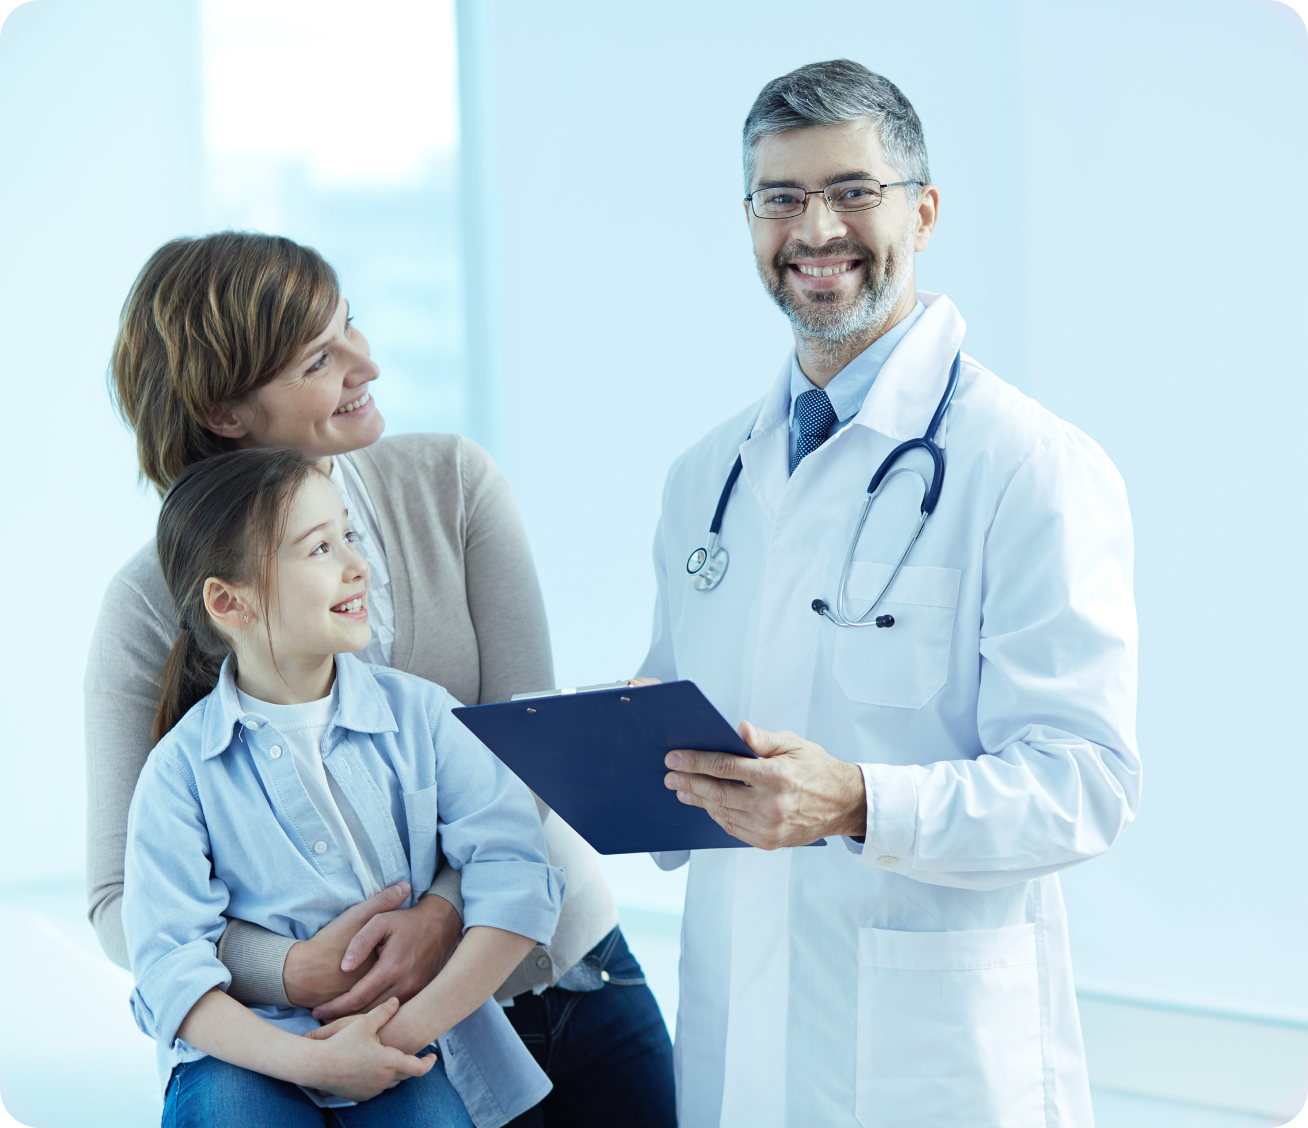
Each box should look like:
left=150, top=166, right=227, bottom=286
left=788, top=299, right=926, bottom=427
left=850, top=291, right=966, bottom=441
left=199, top=651, right=398, bottom=760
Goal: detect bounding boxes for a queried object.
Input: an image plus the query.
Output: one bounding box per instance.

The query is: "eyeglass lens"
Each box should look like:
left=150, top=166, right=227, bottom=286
left=750, top=180, right=884, bottom=219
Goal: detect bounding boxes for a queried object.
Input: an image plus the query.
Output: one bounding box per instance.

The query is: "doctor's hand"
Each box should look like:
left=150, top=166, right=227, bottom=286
left=664, top=722, right=866, bottom=849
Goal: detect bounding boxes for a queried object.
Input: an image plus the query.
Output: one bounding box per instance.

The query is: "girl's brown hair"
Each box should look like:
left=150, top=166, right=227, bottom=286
left=153, top=447, right=317, bottom=742
left=111, top=232, right=340, bottom=493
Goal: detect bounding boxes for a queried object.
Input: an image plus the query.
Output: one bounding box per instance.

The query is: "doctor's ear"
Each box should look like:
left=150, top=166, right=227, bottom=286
left=913, top=184, right=941, bottom=252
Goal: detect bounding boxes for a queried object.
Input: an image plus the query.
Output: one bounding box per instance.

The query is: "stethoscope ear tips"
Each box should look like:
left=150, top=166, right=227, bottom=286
left=811, top=599, right=829, bottom=615
left=875, top=614, right=895, bottom=628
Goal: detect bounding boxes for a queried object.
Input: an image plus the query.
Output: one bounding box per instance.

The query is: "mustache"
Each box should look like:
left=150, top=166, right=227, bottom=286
left=774, top=239, right=875, bottom=269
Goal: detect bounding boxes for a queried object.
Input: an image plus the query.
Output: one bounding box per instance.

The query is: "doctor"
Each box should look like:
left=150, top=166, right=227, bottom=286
left=639, top=60, right=1140, bottom=1127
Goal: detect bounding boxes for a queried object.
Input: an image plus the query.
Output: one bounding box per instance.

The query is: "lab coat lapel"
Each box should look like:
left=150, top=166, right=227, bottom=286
left=737, top=358, right=793, bottom=524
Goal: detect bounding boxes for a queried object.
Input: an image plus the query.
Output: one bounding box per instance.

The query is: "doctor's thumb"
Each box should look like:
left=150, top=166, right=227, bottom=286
left=740, top=720, right=787, bottom=758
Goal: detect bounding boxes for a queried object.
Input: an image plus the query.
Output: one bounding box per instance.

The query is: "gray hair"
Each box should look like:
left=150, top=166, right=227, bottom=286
left=742, top=60, right=931, bottom=195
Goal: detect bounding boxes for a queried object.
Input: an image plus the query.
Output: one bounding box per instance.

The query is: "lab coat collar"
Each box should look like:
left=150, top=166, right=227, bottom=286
left=850, top=291, right=966, bottom=441
left=199, top=651, right=398, bottom=760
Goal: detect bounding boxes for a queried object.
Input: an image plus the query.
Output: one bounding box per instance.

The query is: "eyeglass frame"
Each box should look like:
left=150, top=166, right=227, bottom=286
left=745, top=178, right=923, bottom=220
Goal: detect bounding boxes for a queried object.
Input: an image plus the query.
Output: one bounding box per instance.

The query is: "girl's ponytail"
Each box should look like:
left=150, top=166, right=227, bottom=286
left=152, top=447, right=316, bottom=742
left=152, top=627, right=224, bottom=744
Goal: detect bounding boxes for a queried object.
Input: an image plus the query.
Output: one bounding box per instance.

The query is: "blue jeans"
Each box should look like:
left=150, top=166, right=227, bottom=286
left=162, top=1048, right=473, bottom=1128
left=504, top=927, right=676, bottom=1128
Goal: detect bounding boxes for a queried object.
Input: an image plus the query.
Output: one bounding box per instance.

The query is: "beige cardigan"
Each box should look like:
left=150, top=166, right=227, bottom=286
left=85, top=433, right=616, bottom=1004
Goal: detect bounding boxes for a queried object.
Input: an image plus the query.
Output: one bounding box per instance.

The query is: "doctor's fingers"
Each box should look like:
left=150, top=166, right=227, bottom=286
left=666, top=770, right=762, bottom=814
left=666, top=748, right=760, bottom=781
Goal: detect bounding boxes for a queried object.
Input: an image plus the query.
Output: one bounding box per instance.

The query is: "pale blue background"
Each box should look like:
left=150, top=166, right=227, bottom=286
left=0, top=0, right=1305, bottom=1124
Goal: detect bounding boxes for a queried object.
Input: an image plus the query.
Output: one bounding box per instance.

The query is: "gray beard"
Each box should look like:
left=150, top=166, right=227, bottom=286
left=762, top=222, right=916, bottom=363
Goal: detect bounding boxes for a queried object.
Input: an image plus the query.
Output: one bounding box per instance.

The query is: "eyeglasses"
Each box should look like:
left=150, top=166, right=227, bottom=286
left=746, top=178, right=922, bottom=220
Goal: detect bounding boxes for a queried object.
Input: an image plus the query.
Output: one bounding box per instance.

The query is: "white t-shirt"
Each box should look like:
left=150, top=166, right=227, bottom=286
left=235, top=679, right=385, bottom=899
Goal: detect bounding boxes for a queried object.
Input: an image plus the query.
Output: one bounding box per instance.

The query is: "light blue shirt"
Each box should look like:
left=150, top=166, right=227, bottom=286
left=123, top=651, right=564, bottom=1128
left=787, top=300, right=926, bottom=471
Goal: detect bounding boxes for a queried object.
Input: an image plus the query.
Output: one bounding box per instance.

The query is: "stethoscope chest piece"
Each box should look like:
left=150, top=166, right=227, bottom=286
left=687, top=541, right=728, bottom=590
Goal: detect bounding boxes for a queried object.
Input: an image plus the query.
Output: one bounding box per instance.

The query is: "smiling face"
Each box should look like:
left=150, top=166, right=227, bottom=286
left=207, top=297, right=385, bottom=459
left=207, top=471, right=372, bottom=703
left=747, top=119, right=938, bottom=368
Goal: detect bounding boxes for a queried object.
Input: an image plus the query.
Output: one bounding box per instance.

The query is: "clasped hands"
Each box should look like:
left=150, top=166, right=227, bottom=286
left=285, top=880, right=462, bottom=1021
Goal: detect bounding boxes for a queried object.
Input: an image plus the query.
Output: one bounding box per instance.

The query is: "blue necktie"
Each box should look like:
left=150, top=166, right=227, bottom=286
left=791, top=387, right=838, bottom=474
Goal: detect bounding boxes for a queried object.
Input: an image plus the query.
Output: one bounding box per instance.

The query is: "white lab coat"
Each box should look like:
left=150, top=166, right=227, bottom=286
left=638, top=292, right=1140, bottom=1128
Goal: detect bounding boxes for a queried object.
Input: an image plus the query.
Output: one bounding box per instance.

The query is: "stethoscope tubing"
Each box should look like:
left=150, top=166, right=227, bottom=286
left=688, top=350, right=963, bottom=614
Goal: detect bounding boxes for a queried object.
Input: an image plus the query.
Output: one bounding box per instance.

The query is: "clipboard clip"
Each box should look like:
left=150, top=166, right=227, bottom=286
left=512, top=680, right=634, bottom=702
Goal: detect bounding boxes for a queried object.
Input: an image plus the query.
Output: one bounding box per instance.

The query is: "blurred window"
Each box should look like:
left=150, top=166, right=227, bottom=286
left=202, top=0, right=466, bottom=434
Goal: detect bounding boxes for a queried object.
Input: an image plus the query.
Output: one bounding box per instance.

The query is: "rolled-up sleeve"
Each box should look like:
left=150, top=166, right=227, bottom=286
left=123, top=752, right=232, bottom=1047
left=428, top=697, right=565, bottom=944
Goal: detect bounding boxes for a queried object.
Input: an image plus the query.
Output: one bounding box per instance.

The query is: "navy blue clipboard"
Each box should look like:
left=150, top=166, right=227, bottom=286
left=452, top=680, right=758, bottom=854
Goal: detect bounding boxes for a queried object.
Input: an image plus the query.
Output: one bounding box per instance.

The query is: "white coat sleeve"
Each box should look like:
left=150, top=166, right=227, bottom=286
left=854, top=428, right=1141, bottom=889
left=638, top=512, right=691, bottom=872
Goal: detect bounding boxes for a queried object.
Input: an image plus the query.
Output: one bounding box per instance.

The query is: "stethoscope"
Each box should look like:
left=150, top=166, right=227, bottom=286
left=686, top=351, right=961, bottom=629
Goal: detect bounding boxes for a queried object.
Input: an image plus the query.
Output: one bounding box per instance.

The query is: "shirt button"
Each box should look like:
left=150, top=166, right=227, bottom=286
left=535, top=955, right=551, bottom=970
left=269, top=746, right=282, bottom=759
left=878, top=855, right=897, bottom=866
left=314, top=841, right=328, bottom=854
left=601, top=970, right=610, bottom=982
left=246, top=720, right=260, bottom=729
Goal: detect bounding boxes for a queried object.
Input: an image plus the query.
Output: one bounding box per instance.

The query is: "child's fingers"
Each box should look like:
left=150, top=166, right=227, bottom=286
left=398, top=1050, right=438, bottom=1078
left=358, top=996, right=401, bottom=1036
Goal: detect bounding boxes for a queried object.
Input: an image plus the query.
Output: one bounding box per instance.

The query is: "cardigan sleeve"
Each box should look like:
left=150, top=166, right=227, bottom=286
left=84, top=546, right=179, bottom=970
left=458, top=437, right=556, bottom=704
left=83, top=544, right=297, bottom=1005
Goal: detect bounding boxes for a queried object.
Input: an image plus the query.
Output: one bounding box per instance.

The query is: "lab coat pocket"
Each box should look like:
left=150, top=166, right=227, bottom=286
left=855, top=924, right=1045, bottom=1128
left=833, top=564, right=961, bottom=708
left=402, top=783, right=440, bottom=894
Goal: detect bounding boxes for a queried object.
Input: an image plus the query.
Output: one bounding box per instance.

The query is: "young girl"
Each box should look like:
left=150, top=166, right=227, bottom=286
left=122, top=447, right=564, bottom=1127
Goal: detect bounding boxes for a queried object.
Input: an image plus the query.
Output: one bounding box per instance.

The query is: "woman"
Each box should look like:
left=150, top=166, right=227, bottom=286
left=85, top=231, right=675, bottom=1127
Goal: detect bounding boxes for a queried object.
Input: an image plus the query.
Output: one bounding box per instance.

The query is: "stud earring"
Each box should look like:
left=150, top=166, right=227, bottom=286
left=242, top=615, right=250, bottom=623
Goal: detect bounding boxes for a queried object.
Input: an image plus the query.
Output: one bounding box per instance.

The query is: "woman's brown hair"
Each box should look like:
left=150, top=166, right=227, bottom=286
left=111, top=232, right=340, bottom=493
left=153, top=447, right=317, bottom=742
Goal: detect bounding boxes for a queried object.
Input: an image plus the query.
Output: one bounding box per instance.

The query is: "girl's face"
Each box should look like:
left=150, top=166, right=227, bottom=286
left=263, top=472, right=374, bottom=663
left=209, top=473, right=373, bottom=696
left=210, top=297, right=386, bottom=459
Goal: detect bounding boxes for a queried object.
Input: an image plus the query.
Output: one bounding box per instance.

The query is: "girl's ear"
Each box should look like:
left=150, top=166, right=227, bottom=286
left=201, top=401, right=251, bottom=440
left=203, top=577, right=256, bottom=632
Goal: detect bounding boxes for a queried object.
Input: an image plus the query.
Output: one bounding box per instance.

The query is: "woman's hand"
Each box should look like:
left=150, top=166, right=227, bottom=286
left=311, top=892, right=464, bottom=1022
left=305, top=997, right=436, bottom=1103
left=283, top=882, right=411, bottom=1008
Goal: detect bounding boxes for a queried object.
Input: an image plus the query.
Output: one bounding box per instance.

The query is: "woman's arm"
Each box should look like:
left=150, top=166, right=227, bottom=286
left=179, top=990, right=433, bottom=1102
left=85, top=556, right=178, bottom=968
left=458, top=437, right=556, bottom=703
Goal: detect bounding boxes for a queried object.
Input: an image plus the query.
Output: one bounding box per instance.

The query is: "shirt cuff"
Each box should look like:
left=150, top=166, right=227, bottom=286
left=843, top=762, right=918, bottom=874
left=216, top=918, right=298, bottom=1007
left=424, top=860, right=465, bottom=920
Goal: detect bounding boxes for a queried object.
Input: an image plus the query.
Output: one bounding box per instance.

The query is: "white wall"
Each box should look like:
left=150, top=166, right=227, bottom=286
left=0, top=0, right=201, bottom=884
left=458, top=0, right=1308, bottom=1020
left=1021, top=0, right=1308, bottom=1021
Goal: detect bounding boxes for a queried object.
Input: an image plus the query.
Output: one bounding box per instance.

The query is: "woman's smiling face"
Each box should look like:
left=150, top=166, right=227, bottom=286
left=211, top=297, right=386, bottom=459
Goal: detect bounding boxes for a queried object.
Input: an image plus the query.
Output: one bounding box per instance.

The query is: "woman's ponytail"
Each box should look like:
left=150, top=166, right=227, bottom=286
left=152, top=447, right=316, bottom=742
